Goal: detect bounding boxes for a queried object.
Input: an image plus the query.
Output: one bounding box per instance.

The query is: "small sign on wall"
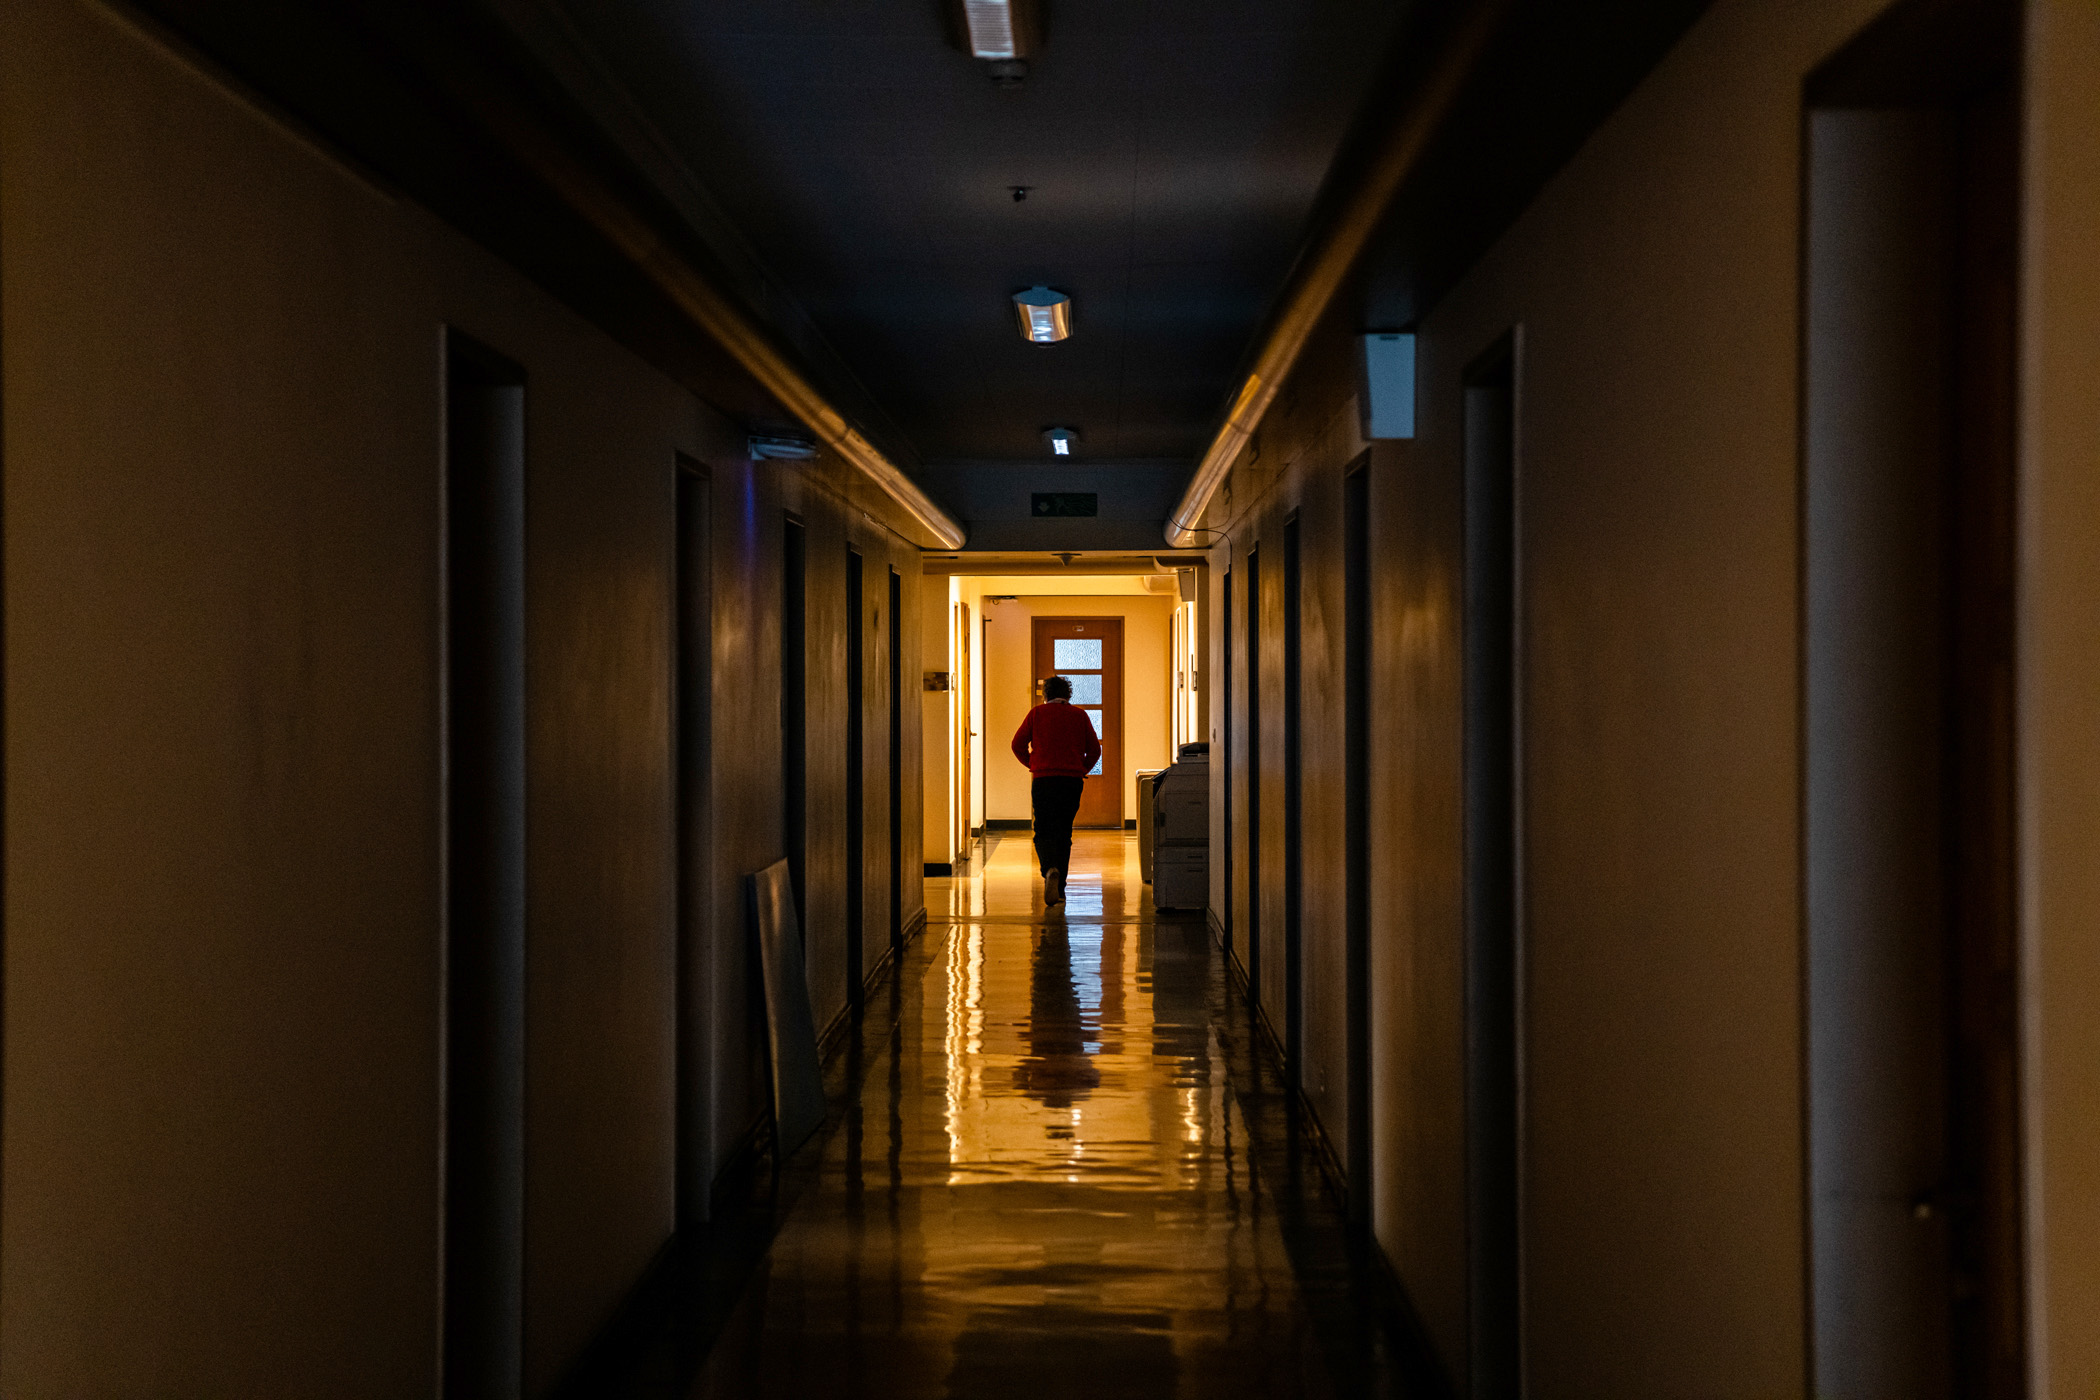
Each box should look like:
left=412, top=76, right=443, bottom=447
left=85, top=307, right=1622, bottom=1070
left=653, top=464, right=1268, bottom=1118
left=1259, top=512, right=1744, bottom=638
left=1359, top=331, right=1417, bottom=439
left=924, top=671, right=953, bottom=691
left=1031, top=492, right=1098, bottom=517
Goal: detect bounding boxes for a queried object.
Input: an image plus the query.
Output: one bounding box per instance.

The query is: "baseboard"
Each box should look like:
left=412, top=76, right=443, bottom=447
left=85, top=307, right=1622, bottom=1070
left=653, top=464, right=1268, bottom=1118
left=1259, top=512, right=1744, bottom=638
left=705, top=1112, right=774, bottom=1220
left=549, top=1232, right=683, bottom=1397
left=1123, top=818, right=1137, bottom=829
left=1218, top=939, right=1349, bottom=1188
left=923, top=861, right=954, bottom=877
left=1211, top=907, right=1248, bottom=987
left=858, top=943, right=899, bottom=1007
left=553, top=898, right=940, bottom=1398
left=816, top=907, right=925, bottom=1064
left=1208, top=929, right=1459, bottom=1397
left=818, top=997, right=856, bottom=1063
left=985, top=818, right=1030, bottom=831
left=1356, top=1226, right=1462, bottom=1399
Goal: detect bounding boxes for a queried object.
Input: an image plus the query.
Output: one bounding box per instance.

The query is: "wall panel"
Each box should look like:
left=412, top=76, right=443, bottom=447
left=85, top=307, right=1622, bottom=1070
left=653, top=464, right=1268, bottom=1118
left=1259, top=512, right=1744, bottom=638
left=1197, top=0, right=1907, bottom=1389
left=0, top=1, right=924, bottom=1392
left=2021, top=2, right=2100, bottom=1393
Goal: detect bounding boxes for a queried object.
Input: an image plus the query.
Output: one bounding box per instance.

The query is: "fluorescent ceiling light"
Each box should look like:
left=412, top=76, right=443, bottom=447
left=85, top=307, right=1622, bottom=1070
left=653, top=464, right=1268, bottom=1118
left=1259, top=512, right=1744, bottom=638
left=955, top=0, right=1039, bottom=59
left=1013, top=286, right=1072, bottom=343
left=1043, top=427, right=1078, bottom=456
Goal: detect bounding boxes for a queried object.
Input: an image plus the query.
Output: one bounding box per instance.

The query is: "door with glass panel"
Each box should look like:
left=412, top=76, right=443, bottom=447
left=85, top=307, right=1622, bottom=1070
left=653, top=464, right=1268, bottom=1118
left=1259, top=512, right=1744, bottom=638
left=1030, top=617, right=1123, bottom=828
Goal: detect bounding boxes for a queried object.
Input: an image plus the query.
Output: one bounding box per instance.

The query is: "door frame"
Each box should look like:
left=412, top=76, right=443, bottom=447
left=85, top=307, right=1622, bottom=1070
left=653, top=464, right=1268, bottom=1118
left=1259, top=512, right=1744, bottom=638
left=956, top=601, right=973, bottom=862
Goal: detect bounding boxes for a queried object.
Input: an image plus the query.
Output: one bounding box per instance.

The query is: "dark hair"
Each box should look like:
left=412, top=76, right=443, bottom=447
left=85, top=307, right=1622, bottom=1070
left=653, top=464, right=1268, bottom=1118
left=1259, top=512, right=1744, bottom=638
left=1042, top=675, right=1073, bottom=701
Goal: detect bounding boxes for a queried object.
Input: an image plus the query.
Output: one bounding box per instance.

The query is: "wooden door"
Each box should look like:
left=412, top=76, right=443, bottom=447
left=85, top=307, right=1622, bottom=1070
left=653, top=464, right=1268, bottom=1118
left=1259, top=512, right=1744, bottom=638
left=1030, top=617, right=1123, bottom=828
left=957, top=602, right=972, bottom=856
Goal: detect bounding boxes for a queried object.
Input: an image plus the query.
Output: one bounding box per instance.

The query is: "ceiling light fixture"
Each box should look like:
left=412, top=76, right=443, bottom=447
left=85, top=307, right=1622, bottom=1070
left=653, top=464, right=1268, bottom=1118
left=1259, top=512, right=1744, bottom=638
left=1013, top=286, right=1072, bottom=343
left=748, top=434, right=819, bottom=460
left=1043, top=427, right=1078, bottom=456
left=952, top=0, right=1040, bottom=83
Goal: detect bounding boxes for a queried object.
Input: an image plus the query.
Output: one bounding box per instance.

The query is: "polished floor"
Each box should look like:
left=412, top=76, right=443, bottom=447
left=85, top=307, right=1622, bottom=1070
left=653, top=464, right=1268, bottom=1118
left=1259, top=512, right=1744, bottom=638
left=578, top=832, right=1438, bottom=1399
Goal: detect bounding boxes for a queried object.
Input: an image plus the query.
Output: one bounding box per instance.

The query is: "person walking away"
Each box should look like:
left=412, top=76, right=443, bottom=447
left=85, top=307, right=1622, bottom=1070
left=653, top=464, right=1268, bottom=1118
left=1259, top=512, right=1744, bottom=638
left=1010, top=676, right=1101, bottom=906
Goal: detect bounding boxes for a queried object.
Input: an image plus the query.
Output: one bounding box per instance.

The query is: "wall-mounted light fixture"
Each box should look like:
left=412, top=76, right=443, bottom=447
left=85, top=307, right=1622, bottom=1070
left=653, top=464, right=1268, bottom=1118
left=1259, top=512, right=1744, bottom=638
left=951, top=0, right=1039, bottom=84
left=1042, top=426, right=1079, bottom=456
left=1013, top=286, right=1071, bottom=343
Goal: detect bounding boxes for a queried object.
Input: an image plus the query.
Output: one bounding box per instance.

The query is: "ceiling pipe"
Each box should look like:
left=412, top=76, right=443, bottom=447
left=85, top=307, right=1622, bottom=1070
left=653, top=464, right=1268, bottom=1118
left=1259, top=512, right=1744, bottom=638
left=592, top=208, right=966, bottom=549
left=1163, top=0, right=1509, bottom=548
left=433, top=59, right=968, bottom=550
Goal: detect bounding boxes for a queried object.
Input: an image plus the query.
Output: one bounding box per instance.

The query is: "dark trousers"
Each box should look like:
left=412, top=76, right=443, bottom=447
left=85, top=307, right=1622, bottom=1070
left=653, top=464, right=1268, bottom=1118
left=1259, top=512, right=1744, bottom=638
left=1030, top=776, right=1086, bottom=876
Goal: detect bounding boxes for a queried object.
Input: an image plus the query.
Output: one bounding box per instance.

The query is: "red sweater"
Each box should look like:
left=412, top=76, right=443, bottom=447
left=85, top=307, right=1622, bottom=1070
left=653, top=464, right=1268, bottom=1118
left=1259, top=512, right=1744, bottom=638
left=1011, top=702, right=1101, bottom=778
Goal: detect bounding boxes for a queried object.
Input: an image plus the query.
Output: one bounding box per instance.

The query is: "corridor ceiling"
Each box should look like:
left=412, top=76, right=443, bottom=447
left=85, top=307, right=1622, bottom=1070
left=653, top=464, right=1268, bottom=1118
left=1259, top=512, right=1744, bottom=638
left=129, top=0, right=1713, bottom=501
left=551, top=0, right=1409, bottom=464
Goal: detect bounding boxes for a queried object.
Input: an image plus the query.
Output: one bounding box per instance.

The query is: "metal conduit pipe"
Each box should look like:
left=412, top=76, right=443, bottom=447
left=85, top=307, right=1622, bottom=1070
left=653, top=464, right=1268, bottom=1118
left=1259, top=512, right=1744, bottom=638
left=445, top=65, right=968, bottom=550
left=1163, top=0, right=1509, bottom=548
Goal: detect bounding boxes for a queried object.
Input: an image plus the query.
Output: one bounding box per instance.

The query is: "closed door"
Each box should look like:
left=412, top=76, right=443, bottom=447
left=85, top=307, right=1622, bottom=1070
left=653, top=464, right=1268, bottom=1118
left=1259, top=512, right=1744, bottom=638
left=958, top=602, right=973, bottom=856
left=1030, top=617, right=1123, bottom=828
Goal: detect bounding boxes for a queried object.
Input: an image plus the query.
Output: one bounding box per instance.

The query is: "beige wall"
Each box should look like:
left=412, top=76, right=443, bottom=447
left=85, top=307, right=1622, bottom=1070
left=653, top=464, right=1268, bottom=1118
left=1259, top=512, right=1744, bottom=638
left=3, top=8, right=455, bottom=1387
left=922, top=576, right=958, bottom=865
left=982, top=594, right=1176, bottom=823
left=1202, top=0, right=1906, bottom=1390
left=2021, top=2, right=2100, bottom=1392
left=1406, top=1, right=1894, bottom=1386
left=0, top=1, right=923, bottom=1392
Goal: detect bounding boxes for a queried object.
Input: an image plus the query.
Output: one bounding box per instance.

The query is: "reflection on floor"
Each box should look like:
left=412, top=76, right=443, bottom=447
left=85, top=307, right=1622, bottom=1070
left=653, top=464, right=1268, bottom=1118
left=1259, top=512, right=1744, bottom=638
left=575, top=832, right=1439, bottom=1399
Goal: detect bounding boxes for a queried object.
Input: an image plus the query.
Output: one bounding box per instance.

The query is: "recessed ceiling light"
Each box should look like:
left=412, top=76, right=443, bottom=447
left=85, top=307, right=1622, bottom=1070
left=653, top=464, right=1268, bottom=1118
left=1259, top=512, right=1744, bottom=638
left=1043, top=427, right=1078, bottom=455
left=1013, top=286, right=1072, bottom=343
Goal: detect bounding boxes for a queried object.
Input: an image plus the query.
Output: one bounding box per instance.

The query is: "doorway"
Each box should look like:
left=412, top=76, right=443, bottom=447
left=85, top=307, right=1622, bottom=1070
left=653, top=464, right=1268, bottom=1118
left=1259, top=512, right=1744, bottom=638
left=1221, top=568, right=1234, bottom=958
left=1243, top=549, right=1262, bottom=1003
left=979, top=613, right=991, bottom=838
left=1029, top=616, right=1124, bottom=827
left=1343, top=460, right=1372, bottom=1223
left=674, top=457, right=711, bottom=1231
left=1804, top=3, right=2023, bottom=1394
left=957, top=601, right=973, bottom=864
left=846, top=550, right=865, bottom=1005
left=1463, top=329, right=1521, bottom=1400
left=783, top=517, right=807, bottom=925
left=441, top=329, right=526, bottom=1398
left=1282, top=515, right=1304, bottom=1075
left=888, top=567, right=903, bottom=957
